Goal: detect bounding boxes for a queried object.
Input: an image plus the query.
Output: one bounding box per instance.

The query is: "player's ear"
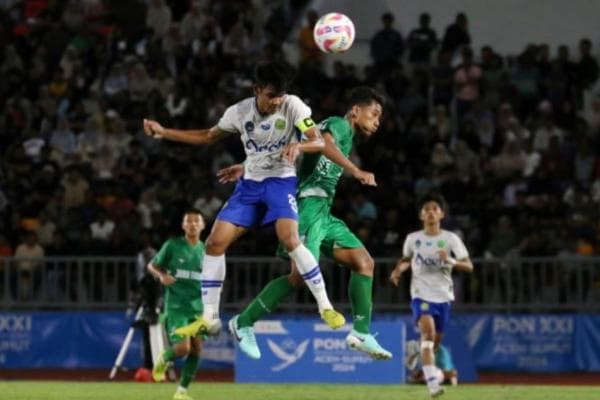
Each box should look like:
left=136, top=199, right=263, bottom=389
left=253, top=85, right=261, bottom=96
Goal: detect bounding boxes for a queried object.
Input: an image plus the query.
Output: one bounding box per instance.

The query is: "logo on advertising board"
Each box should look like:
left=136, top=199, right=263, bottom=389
left=267, top=338, right=309, bottom=371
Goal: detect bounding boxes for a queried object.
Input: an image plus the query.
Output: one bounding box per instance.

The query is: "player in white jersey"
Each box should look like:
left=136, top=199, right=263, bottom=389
left=143, top=61, right=370, bottom=339
left=390, top=193, right=473, bottom=398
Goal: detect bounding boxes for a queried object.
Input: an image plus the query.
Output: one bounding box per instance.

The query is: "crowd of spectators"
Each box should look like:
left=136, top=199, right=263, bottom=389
left=2, top=0, right=600, bottom=268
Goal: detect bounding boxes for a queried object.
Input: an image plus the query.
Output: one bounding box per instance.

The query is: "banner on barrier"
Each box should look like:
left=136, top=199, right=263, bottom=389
left=235, top=319, right=405, bottom=384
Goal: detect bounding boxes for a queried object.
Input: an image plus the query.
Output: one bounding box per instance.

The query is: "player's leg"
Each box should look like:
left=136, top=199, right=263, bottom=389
left=173, top=336, right=203, bottom=400
left=201, top=219, right=247, bottom=327
left=154, top=314, right=194, bottom=382
left=414, top=301, right=444, bottom=398
left=230, top=261, right=301, bottom=359
left=263, top=191, right=335, bottom=315
left=333, top=245, right=392, bottom=359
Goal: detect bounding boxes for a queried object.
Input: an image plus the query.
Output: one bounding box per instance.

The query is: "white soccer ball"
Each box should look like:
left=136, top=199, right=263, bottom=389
left=313, top=12, right=355, bottom=53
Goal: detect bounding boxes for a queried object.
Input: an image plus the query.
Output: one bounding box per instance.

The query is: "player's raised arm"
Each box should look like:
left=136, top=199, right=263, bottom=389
left=322, top=132, right=376, bottom=186
left=143, top=119, right=230, bottom=146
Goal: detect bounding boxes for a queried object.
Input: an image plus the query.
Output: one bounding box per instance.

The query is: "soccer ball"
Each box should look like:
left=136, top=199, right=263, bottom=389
left=313, top=12, right=355, bottom=53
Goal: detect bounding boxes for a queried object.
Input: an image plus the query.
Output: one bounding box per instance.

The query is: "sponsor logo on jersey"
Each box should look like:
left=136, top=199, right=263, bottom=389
left=415, top=253, right=443, bottom=267
left=245, top=136, right=288, bottom=153
left=275, top=118, right=286, bottom=130
left=260, top=122, right=272, bottom=131
left=245, top=121, right=255, bottom=133
left=426, top=241, right=432, bottom=247
left=174, top=269, right=202, bottom=281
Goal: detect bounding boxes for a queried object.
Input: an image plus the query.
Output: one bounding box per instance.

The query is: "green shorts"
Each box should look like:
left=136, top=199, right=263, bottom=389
left=162, top=312, right=202, bottom=343
left=277, top=196, right=364, bottom=261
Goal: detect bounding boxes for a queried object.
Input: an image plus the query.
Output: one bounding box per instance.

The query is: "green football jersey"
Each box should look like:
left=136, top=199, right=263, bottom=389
left=153, top=237, right=204, bottom=314
left=297, top=116, right=354, bottom=203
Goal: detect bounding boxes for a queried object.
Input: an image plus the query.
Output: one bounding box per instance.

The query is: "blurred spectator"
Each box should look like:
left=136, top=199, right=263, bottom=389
left=407, top=13, right=437, bottom=67
left=146, top=0, right=172, bottom=40
left=193, top=189, right=223, bottom=221
left=441, top=13, right=470, bottom=56
left=454, top=47, right=482, bottom=121
left=298, top=10, right=322, bottom=67
left=180, top=1, right=208, bottom=46
left=352, top=193, right=378, bottom=220
left=90, top=211, right=116, bottom=241
left=61, top=169, right=90, bottom=209
left=370, top=12, right=404, bottom=77
left=34, top=211, right=57, bottom=247
left=14, top=232, right=45, bottom=300
left=577, top=38, right=599, bottom=90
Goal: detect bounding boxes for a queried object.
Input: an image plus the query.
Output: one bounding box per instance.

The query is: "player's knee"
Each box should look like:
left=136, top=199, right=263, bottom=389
left=355, top=254, right=374, bottom=275
left=420, top=340, right=435, bottom=352
left=205, top=236, right=227, bottom=254
left=279, top=233, right=301, bottom=252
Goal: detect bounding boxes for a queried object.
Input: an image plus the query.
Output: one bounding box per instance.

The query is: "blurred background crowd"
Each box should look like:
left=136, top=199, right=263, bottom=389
left=2, top=0, right=600, bottom=264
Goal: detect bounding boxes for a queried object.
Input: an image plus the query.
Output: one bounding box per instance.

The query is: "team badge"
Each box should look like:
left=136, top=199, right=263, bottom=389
left=420, top=302, right=430, bottom=311
left=275, top=118, right=286, bottom=130
left=437, top=240, right=445, bottom=248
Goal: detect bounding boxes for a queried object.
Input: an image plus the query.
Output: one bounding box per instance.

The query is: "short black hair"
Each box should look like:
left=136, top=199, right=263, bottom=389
left=184, top=208, right=203, bottom=217
left=417, top=193, right=448, bottom=213
left=347, top=86, right=385, bottom=109
left=254, top=60, right=293, bottom=94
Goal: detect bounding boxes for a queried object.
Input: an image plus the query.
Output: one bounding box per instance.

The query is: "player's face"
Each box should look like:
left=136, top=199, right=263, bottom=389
left=419, top=201, right=445, bottom=225
left=182, top=213, right=205, bottom=237
left=353, top=102, right=382, bottom=136
left=255, top=85, right=285, bottom=115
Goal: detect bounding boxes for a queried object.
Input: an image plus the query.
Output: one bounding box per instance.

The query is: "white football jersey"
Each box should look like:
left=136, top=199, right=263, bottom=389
left=217, top=95, right=312, bottom=181
left=402, top=229, right=469, bottom=302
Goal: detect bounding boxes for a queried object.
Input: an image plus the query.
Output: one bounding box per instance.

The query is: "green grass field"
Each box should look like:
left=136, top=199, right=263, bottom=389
left=1, top=382, right=599, bottom=400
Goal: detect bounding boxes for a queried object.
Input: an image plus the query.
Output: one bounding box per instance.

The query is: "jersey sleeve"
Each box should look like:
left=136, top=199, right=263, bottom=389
left=402, top=234, right=413, bottom=258
left=288, top=95, right=314, bottom=133
left=217, top=104, right=240, bottom=134
left=153, top=239, right=172, bottom=271
left=449, top=233, right=469, bottom=259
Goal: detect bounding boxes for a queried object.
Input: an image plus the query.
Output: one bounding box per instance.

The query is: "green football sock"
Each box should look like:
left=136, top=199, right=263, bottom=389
left=179, top=354, right=199, bottom=389
left=162, top=347, right=176, bottom=362
left=349, top=272, right=373, bottom=334
left=237, top=276, right=295, bottom=328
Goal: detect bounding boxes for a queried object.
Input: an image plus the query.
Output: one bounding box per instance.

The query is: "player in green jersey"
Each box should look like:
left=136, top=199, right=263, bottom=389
left=147, top=209, right=206, bottom=400
left=219, top=87, right=392, bottom=360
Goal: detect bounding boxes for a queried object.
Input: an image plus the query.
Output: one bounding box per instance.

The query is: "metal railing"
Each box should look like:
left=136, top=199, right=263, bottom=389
left=1, top=256, right=599, bottom=312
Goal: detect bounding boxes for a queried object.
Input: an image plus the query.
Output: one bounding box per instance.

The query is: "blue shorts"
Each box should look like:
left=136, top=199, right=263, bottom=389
left=216, top=177, right=298, bottom=227
left=411, top=298, right=451, bottom=333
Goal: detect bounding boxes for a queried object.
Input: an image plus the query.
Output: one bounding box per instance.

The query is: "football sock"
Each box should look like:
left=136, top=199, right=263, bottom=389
left=162, top=347, right=176, bottom=362
left=349, top=272, right=373, bottom=334
left=423, top=364, right=441, bottom=391
left=201, top=254, right=226, bottom=320
left=180, top=355, right=199, bottom=389
left=288, top=244, right=333, bottom=312
left=238, top=276, right=295, bottom=328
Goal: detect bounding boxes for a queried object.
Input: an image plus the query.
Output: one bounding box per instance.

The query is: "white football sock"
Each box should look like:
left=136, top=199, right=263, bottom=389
left=423, top=364, right=441, bottom=392
left=201, top=254, right=226, bottom=321
left=288, top=244, right=333, bottom=312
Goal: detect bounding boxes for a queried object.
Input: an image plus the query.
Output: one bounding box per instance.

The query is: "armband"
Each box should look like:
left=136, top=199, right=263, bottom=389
left=295, top=117, right=316, bottom=133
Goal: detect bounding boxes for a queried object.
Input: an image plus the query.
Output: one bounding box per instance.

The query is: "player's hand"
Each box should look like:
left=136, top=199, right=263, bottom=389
left=437, top=250, right=456, bottom=269
left=353, top=169, right=377, bottom=186
left=437, top=249, right=449, bottom=262
left=389, top=267, right=403, bottom=287
left=217, top=164, right=244, bottom=183
left=143, top=118, right=165, bottom=139
left=160, top=274, right=176, bottom=286
left=281, top=143, right=301, bottom=164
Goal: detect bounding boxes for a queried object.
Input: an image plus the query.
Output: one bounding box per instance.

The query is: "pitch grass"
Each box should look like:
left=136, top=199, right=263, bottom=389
left=1, top=382, right=599, bottom=400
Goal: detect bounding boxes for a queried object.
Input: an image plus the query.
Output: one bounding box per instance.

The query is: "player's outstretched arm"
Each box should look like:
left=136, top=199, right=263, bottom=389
left=217, top=163, right=244, bottom=183
left=281, top=125, right=324, bottom=164
left=390, top=257, right=411, bottom=286
left=143, top=119, right=229, bottom=146
left=321, top=132, right=376, bottom=186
